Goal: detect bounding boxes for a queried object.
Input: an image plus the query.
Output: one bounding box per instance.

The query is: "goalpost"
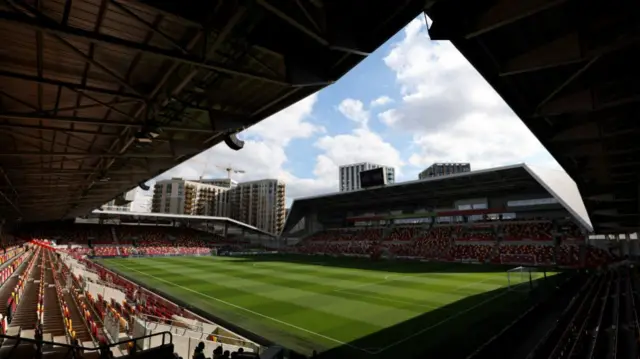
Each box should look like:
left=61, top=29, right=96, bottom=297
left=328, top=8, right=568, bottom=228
left=506, top=266, right=546, bottom=292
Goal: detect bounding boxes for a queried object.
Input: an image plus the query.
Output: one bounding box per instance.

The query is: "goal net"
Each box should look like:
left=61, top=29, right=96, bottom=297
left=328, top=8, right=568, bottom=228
left=506, top=266, right=544, bottom=292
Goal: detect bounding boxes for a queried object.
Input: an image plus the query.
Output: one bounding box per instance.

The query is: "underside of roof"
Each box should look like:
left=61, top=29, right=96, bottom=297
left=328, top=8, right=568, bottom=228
left=89, top=209, right=273, bottom=237
left=284, top=164, right=580, bottom=233
left=0, top=0, right=426, bottom=223
left=425, top=0, right=640, bottom=233
left=524, top=165, right=592, bottom=232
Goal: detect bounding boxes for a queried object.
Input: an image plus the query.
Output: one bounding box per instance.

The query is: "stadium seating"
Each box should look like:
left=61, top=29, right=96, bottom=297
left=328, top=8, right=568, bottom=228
left=0, top=243, right=258, bottom=359
left=293, top=221, right=614, bottom=268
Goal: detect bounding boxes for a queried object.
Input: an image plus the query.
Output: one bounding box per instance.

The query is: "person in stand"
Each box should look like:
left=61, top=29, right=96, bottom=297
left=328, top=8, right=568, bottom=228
left=34, top=323, right=43, bottom=359
left=192, top=342, right=206, bottom=359
left=98, top=336, right=114, bottom=359
left=212, top=346, right=223, bottom=359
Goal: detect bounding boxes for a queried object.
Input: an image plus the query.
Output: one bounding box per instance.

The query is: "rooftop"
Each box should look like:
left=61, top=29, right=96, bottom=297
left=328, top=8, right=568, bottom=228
left=89, top=209, right=275, bottom=238
left=284, top=163, right=591, bottom=233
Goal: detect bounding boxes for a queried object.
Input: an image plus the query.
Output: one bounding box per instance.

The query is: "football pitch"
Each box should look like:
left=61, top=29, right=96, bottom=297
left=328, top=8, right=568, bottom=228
left=100, top=255, right=556, bottom=358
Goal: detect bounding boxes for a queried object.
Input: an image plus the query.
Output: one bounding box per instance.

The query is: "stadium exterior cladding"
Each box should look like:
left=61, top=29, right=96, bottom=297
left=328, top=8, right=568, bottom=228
left=0, top=0, right=428, bottom=222
left=283, top=164, right=592, bottom=237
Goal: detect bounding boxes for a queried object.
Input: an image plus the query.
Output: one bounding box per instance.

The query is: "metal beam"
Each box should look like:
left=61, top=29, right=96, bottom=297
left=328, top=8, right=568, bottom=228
left=466, top=0, right=568, bottom=39
left=49, top=99, right=138, bottom=114
left=0, top=151, right=175, bottom=158
left=0, top=11, right=292, bottom=87
left=500, top=31, right=640, bottom=76
left=96, top=4, right=248, bottom=187
left=5, top=168, right=148, bottom=175
left=108, top=0, right=189, bottom=54
left=0, top=113, right=215, bottom=133
left=258, top=0, right=368, bottom=57
left=0, top=70, right=145, bottom=101
left=0, top=167, right=19, bottom=200
left=538, top=85, right=640, bottom=116
left=0, top=123, right=119, bottom=136
left=0, top=189, right=21, bottom=216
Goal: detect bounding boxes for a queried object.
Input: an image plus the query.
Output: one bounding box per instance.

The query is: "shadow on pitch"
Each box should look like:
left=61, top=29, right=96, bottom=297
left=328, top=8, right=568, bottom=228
left=308, top=273, right=570, bottom=359
left=230, top=254, right=550, bottom=274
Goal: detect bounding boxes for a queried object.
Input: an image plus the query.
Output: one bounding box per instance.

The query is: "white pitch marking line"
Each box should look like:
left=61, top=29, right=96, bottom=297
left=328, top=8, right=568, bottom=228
left=371, top=289, right=509, bottom=354
left=108, top=261, right=377, bottom=355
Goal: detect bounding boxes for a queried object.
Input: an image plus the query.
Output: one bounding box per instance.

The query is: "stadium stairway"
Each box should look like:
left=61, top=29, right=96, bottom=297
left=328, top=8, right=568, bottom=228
left=42, top=253, right=66, bottom=339
left=59, top=276, right=93, bottom=344
left=111, top=227, right=119, bottom=245
left=0, top=251, right=33, bottom=316
left=380, top=225, right=394, bottom=241
left=8, top=251, right=43, bottom=330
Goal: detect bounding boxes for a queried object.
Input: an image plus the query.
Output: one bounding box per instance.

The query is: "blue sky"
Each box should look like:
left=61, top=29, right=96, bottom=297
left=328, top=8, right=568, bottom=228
left=133, top=17, right=560, bottom=210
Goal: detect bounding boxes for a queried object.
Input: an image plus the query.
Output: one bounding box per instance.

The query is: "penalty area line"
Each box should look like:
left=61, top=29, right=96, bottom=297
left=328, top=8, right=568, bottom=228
left=108, top=261, right=377, bottom=355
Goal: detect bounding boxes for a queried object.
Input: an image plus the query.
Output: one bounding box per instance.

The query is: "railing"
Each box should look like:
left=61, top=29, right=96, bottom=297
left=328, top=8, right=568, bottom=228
left=0, top=330, right=172, bottom=358
left=137, top=313, right=256, bottom=349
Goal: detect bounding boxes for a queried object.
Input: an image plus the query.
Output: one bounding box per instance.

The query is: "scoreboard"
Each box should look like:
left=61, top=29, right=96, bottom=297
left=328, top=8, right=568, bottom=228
left=359, top=167, right=387, bottom=188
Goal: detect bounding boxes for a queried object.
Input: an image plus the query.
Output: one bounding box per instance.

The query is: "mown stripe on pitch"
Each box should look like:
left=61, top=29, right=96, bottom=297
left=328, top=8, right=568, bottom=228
left=158, top=259, right=448, bottom=311
left=172, top=256, right=491, bottom=284
left=128, top=258, right=417, bottom=328
left=105, top=260, right=385, bottom=353
left=112, top=257, right=507, bottom=311
left=156, top=257, right=504, bottom=302
left=136, top=258, right=472, bottom=307
left=103, top=258, right=528, bottom=355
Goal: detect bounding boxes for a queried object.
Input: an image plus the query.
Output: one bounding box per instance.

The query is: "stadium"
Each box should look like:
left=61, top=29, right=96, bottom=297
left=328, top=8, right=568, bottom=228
left=0, top=1, right=639, bottom=359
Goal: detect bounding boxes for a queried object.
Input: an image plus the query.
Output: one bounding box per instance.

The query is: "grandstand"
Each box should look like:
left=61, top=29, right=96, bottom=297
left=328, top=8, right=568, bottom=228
left=283, top=163, right=622, bottom=268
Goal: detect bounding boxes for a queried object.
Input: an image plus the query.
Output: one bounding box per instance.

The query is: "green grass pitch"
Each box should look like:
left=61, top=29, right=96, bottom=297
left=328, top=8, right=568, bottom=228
left=100, top=255, right=555, bottom=358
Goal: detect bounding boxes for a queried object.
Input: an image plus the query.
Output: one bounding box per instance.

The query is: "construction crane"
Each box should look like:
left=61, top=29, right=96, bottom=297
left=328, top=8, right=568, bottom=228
left=216, top=165, right=245, bottom=179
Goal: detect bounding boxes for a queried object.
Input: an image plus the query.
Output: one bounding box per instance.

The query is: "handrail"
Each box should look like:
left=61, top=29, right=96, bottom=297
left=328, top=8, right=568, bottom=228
left=55, top=252, right=109, bottom=342
left=0, top=330, right=172, bottom=352
left=45, top=250, right=72, bottom=344
left=137, top=313, right=248, bottom=343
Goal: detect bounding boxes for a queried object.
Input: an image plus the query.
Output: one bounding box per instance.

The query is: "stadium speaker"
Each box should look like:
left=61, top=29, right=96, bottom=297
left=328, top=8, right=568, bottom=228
left=223, top=132, right=244, bottom=151
left=138, top=182, right=150, bottom=191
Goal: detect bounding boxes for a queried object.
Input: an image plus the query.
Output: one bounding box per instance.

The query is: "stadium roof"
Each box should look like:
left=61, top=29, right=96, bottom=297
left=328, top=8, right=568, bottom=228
left=89, top=209, right=275, bottom=238
left=0, top=0, right=426, bottom=223
left=283, top=164, right=592, bottom=234
left=424, top=0, right=640, bottom=232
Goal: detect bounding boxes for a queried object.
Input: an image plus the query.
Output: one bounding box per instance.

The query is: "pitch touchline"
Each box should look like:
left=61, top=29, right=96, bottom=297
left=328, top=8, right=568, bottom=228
left=109, top=261, right=377, bottom=355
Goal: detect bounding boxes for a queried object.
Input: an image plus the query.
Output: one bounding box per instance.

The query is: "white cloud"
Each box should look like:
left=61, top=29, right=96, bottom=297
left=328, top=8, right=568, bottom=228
left=147, top=94, right=335, bottom=203
left=314, top=128, right=405, bottom=182
left=137, top=16, right=562, bottom=212
left=337, top=98, right=370, bottom=128
left=246, top=94, right=323, bottom=146
left=382, top=17, right=558, bottom=171
left=371, top=95, right=394, bottom=107
left=378, top=109, right=401, bottom=126
left=150, top=93, right=406, bottom=204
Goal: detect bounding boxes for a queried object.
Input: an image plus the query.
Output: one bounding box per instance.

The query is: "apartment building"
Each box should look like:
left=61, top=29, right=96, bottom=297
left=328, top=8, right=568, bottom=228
left=151, top=178, right=286, bottom=234
left=339, top=162, right=395, bottom=192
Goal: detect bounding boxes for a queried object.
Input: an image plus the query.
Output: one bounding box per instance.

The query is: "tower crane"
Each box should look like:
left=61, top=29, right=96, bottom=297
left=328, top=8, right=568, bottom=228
left=216, top=165, right=245, bottom=179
